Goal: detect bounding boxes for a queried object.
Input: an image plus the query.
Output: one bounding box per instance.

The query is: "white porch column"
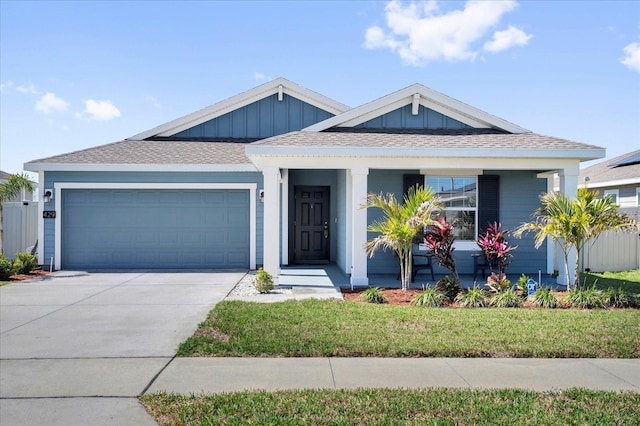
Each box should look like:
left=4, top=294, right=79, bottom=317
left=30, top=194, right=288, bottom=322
left=350, top=167, right=369, bottom=287
left=557, top=166, right=579, bottom=287
left=262, top=167, right=281, bottom=276
left=280, top=169, right=289, bottom=266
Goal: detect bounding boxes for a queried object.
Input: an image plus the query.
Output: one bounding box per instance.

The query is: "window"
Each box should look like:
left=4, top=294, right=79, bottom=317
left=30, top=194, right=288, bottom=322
left=603, top=189, right=619, bottom=205
left=426, top=176, right=477, bottom=241
left=636, top=188, right=639, bottom=207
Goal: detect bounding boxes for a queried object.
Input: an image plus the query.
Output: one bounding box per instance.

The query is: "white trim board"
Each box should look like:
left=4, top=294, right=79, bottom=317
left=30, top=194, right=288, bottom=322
left=52, top=182, right=257, bottom=271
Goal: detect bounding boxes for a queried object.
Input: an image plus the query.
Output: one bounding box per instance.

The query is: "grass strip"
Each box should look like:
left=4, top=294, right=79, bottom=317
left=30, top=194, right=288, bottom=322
left=140, top=388, right=640, bottom=426
left=581, top=270, right=640, bottom=293
left=178, top=299, right=640, bottom=358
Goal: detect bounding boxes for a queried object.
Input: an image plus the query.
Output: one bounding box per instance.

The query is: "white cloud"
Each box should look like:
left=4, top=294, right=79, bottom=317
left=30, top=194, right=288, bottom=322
left=83, top=99, right=121, bottom=121
left=16, top=83, right=41, bottom=95
left=621, top=42, right=640, bottom=73
left=35, top=92, right=69, bottom=114
left=365, top=0, right=527, bottom=65
left=253, top=72, right=271, bottom=82
left=484, top=25, right=532, bottom=52
left=0, top=80, right=14, bottom=92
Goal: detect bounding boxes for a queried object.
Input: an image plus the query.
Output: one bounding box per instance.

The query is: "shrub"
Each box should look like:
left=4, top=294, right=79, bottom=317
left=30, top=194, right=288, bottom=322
left=485, top=273, right=511, bottom=293
left=13, top=251, right=38, bottom=275
left=490, top=288, right=523, bottom=308
left=0, top=254, right=14, bottom=280
left=476, top=222, right=517, bottom=275
left=531, top=287, right=559, bottom=309
left=435, top=275, right=461, bottom=301
left=254, top=268, right=274, bottom=293
left=567, top=286, right=605, bottom=309
left=361, top=287, right=387, bottom=304
left=602, top=287, right=637, bottom=308
left=455, top=285, right=487, bottom=308
left=516, top=274, right=531, bottom=298
left=411, top=286, right=446, bottom=307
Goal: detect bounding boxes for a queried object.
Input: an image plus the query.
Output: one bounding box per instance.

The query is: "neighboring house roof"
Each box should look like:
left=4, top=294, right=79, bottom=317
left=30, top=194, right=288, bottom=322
left=579, top=149, right=640, bottom=188
left=25, top=140, right=256, bottom=172
left=129, top=78, right=350, bottom=140
left=246, top=130, right=603, bottom=160
left=0, top=171, right=13, bottom=181
left=303, top=83, right=529, bottom=134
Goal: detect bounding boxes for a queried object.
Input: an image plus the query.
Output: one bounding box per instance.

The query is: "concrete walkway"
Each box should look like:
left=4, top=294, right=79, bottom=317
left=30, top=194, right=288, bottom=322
left=2, top=270, right=638, bottom=426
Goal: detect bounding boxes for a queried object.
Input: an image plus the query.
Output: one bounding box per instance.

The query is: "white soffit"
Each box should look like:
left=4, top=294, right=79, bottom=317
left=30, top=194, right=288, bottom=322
left=129, top=78, right=351, bottom=140
left=304, top=84, right=530, bottom=134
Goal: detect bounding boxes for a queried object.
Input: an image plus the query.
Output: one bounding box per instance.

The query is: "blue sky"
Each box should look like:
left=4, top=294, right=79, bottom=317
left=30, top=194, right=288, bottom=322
left=1, top=0, right=639, bottom=178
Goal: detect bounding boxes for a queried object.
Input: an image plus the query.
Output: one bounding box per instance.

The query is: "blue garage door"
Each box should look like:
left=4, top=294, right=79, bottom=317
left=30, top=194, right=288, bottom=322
left=62, top=189, right=250, bottom=269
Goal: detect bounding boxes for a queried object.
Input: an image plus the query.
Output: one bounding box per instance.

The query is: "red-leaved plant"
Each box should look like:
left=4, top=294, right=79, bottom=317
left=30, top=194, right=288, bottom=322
left=424, top=217, right=459, bottom=281
left=476, top=222, right=517, bottom=276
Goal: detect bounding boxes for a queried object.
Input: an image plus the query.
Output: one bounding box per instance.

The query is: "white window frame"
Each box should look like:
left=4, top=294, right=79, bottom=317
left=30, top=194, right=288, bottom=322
left=425, top=175, right=478, bottom=250
left=603, top=189, right=619, bottom=206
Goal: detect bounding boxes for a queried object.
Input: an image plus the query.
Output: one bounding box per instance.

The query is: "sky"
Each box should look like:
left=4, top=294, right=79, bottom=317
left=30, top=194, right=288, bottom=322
left=1, top=0, right=639, bottom=180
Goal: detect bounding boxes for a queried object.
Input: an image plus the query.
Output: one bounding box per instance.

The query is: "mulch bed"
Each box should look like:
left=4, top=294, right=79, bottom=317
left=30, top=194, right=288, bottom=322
left=342, top=287, right=423, bottom=306
left=7, top=269, right=50, bottom=282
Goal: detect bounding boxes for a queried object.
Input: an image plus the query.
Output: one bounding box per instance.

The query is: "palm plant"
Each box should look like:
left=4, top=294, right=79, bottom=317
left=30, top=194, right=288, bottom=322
left=362, top=186, right=442, bottom=291
left=0, top=173, right=34, bottom=253
left=514, top=187, right=635, bottom=291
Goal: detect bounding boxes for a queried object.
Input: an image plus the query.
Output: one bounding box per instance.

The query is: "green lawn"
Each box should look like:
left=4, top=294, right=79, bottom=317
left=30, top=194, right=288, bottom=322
left=581, top=270, right=640, bottom=294
left=178, top=299, right=640, bottom=358
left=140, top=388, right=640, bottom=426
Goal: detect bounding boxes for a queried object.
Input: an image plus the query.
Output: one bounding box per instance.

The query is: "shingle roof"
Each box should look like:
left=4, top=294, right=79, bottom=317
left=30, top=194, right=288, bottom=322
left=579, top=149, right=640, bottom=184
left=25, top=140, right=252, bottom=165
left=250, top=130, right=602, bottom=151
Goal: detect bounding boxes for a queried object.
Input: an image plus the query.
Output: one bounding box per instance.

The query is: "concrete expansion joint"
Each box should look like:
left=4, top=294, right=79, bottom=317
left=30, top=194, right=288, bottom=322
left=327, top=358, right=337, bottom=389
left=586, top=359, right=640, bottom=391
left=140, top=356, right=176, bottom=396
left=443, top=359, right=472, bottom=388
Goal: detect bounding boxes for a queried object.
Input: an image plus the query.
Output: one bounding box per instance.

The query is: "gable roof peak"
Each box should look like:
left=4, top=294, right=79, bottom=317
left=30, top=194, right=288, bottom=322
left=129, top=78, right=350, bottom=140
left=304, top=82, right=530, bottom=134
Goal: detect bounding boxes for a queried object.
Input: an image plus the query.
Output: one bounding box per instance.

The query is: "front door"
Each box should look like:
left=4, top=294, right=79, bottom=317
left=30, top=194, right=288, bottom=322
left=294, top=186, right=330, bottom=263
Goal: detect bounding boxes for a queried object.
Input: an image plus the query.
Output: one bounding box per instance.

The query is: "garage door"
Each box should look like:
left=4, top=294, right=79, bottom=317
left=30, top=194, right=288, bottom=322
left=62, top=189, right=250, bottom=269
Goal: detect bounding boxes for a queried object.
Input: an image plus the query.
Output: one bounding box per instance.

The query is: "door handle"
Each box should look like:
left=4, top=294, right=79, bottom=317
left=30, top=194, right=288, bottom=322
left=323, top=221, right=329, bottom=239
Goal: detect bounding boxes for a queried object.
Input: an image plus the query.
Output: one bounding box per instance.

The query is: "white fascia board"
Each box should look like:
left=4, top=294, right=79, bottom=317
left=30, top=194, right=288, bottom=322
left=304, top=83, right=530, bottom=133
left=24, top=163, right=258, bottom=172
left=130, top=78, right=350, bottom=140
left=583, top=177, right=640, bottom=188
left=247, top=153, right=585, bottom=173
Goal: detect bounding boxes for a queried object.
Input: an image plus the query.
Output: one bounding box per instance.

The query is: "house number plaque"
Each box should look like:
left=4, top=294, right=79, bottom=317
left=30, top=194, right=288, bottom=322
left=43, top=211, right=57, bottom=219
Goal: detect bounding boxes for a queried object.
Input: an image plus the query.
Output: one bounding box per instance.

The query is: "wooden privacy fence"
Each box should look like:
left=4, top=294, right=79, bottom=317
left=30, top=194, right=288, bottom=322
left=1, top=201, right=38, bottom=259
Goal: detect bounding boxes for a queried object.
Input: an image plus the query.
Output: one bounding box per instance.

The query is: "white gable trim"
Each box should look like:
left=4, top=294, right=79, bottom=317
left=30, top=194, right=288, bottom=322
left=53, top=182, right=257, bottom=271
left=129, top=78, right=350, bottom=140
left=304, top=84, right=529, bottom=134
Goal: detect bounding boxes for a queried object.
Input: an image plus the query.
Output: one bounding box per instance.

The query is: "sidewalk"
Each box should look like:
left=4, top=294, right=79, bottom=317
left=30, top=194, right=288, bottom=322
left=147, top=357, right=640, bottom=394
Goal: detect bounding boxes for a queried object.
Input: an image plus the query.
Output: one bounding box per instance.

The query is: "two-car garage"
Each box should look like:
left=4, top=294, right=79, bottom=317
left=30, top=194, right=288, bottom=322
left=58, top=186, right=255, bottom=270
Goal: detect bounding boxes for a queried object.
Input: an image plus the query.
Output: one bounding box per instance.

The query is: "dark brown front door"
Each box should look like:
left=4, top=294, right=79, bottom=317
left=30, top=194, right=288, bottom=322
left=294, top=186, right=330, bottom=263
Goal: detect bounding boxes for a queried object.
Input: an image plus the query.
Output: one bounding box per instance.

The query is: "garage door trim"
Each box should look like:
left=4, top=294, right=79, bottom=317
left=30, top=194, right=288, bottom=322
left=53, top=182, right=257, bottom=270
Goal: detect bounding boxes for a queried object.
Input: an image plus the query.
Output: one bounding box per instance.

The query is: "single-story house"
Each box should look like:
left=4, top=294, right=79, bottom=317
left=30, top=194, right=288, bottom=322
left=25, top=78, right=604, bottom=286
left=579, top=149, right=640, bottom=218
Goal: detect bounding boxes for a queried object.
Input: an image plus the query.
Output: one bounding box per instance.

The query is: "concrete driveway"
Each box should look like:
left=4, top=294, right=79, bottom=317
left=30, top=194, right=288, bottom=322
left=0, top=271, right=243, bottom=426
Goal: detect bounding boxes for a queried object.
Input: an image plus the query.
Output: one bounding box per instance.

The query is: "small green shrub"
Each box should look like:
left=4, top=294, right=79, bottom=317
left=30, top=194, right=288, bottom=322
left=485, top=273, right=511, bottom=293
left=602, top=287, right=637, bottom=308
left=361, top=287, right=387, bottom=304
left=411, top=286, right=446, bottom=307
left=567, top=286, right=605, bottom=309
left=516, top=274, right=531, bottom=298
left=254, top=268, right=274, bottom=293
left=455, top=285, right=487, bottom=308
left=13, top=251, right=38, bottom=274
left=490, top=288, right=523, bottom=308
left=435, top=275, right=461, bottom=301
left=0, top=254, right=14, bottom=280
left=531, top=287, right=559, bottom=309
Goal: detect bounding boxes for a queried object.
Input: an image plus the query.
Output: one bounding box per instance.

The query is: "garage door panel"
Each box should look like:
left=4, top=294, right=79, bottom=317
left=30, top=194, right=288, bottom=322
left=62, top=189, right=250, bottom=269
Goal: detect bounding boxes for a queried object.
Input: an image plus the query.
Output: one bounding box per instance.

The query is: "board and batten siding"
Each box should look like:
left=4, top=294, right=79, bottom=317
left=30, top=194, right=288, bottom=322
left=174, top=94, right=335, bottom=139
left=42, top=171, right=263, bottom=270
left=356, top=105, right=471, bottom=130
